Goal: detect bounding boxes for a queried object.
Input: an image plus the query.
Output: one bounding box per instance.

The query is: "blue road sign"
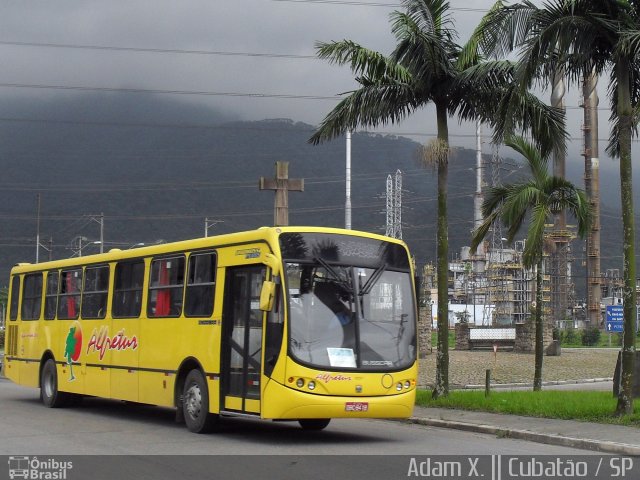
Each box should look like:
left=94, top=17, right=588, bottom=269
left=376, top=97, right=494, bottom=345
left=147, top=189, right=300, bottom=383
left=606, top=305, right=624, bottom=332
left=606, top=321, right=624, bottom=332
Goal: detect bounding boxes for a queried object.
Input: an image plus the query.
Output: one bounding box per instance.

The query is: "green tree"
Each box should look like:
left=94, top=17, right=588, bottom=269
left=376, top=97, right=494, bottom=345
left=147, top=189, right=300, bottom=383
left=473, top=0, right=638, bottom=415
left=309, top=0, right=565, bottom=399
left=471, top=136, right=591, bottom=391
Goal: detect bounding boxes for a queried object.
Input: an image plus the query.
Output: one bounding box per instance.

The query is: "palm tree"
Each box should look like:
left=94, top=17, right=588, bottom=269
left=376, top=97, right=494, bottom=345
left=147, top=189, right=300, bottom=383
left=473, top=0, right=638, bottom=415
left=471, top=136, right=591, bottom=391
left=309, top=0, right=565, bottom=399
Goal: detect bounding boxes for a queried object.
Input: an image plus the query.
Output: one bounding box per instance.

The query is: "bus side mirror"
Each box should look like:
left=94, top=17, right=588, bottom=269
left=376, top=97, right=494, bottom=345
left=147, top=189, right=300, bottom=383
left=259, top=280, right=277, bottom=312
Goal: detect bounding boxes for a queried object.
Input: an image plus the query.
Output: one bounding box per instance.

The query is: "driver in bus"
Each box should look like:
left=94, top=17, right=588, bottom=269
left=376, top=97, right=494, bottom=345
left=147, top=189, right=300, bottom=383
left=313, top=282, right=355, bottom=347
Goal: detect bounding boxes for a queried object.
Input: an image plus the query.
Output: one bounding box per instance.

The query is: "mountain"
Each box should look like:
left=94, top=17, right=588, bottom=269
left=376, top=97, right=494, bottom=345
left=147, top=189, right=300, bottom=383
left=0, top=94, right=632, bottom=298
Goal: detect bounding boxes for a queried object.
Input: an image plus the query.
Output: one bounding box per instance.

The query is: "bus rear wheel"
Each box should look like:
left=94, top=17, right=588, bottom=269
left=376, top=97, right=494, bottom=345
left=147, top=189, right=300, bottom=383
left=182, top=369, right=219, bottom=433
left=40, top=359, right=73, bottom=408
left=298, top=419, right=331, bottom=431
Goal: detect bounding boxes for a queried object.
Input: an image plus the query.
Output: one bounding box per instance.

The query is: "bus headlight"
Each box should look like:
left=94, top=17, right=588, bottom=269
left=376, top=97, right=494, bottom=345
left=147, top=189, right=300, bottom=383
left=404, top=380, right=411, bottom=389
left=308, top=381, right=316, bottom=391
left=396, top=383, right=403, bottom=391
left=296, top=378, right=305, bottom=388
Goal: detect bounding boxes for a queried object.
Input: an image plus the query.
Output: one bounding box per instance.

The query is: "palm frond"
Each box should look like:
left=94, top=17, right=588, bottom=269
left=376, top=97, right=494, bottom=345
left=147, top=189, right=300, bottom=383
left=473, top=0, right=537, bottom=60
left=309, top=81, right=419, bottom=144
left=315, top=40, right=412, bottom=84
left=504, top=136, right=548, bottom=182
left=522, top=203, right=550, bottom=268
left=390, top=10, right=457, bottom=82
left=492, top=87, right=567, bottom=157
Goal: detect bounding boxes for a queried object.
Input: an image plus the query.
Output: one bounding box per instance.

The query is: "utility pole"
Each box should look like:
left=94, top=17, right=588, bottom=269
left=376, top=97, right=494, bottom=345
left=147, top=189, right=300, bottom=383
left=345, top=130, right=352, bottom=230
left=35, top=193, right=41, bottom=263
left=99, top=213, right=104, bottom=253
left=259, top=161, right=304, bottom=226
left=87, top=214, right=105, bottom=253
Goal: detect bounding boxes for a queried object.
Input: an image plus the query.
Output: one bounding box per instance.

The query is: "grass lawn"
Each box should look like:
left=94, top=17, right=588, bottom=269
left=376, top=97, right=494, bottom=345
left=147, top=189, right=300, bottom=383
left=416, top=389, right=640, bottom=426
left=430, top=330, right=640, bottom=349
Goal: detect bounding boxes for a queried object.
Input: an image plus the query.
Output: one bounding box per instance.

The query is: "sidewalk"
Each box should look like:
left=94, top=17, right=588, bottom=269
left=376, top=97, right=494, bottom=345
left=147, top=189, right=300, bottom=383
left=410, top=405, right=640, bottom=456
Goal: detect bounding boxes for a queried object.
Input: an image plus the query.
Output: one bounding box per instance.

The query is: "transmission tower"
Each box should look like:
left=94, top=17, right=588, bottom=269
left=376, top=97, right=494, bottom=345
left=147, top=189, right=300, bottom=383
left=385, top=170, right=403, bottom=239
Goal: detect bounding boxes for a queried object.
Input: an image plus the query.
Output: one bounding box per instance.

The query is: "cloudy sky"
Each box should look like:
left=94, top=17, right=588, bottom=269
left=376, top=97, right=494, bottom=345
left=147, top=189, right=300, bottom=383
left=0, top=0, right=627, bottom=168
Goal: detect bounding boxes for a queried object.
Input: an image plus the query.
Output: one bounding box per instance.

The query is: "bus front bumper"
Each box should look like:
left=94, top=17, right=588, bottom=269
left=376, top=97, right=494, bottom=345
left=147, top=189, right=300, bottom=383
left=261, top=379, right=415, bottom=420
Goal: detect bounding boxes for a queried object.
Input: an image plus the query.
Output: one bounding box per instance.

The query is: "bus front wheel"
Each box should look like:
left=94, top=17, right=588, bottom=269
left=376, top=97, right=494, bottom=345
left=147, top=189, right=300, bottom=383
left=40, top=359, right=72, bottom=408
left=298, top=419, right=330, bottom=431
left=182, top=369, right=219, bottom=433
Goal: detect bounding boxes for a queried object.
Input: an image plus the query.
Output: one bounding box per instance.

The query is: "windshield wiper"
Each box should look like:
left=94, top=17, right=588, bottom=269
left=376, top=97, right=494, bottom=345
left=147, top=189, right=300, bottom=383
left=359, top=263, right=386, bottom=296
left=313, top=257, right=354, bottom=295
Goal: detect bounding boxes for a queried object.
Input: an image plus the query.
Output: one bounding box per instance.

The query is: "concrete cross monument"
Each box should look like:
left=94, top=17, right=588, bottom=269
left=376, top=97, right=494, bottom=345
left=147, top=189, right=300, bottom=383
left=259, top=161, right=304, bottom=226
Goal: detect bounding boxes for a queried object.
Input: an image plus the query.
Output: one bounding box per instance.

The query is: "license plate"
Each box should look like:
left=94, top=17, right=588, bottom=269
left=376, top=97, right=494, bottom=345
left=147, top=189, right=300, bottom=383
left=345, top=402, right=369, bottom=412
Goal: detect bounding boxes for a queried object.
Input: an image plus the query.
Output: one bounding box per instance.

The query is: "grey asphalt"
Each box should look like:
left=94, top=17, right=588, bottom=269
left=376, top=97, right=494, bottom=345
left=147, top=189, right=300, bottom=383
left=1, top=357, right=638, bottom=456
left=411, top=380, right=640, bottom=456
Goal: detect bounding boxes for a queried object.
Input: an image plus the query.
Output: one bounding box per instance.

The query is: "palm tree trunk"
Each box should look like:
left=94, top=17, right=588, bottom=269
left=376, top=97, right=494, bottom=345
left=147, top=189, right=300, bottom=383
left=534, top=258, right=543, bottom=391
left=615, top=57, right=636, bottom=416
left=433, top=100, right=450, bottom=399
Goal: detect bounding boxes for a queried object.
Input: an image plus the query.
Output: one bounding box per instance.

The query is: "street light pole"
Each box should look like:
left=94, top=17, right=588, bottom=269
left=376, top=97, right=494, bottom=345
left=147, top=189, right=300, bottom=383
left=345, top=130, right=352, bottom=230
left=100, top=213, right=104, bottom=253
left=35, top=194, right=41, bottom=263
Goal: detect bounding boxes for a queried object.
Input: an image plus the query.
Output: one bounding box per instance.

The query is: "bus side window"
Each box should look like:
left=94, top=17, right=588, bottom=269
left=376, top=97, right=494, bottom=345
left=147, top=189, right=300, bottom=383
left=148, top=256, right=185, bottom=318
left=113, top=260, right=145, bottom=318
left=44, top=271, right=59, bottom=320
left=58, top=268, right=83, bottom=320
left=82, top=265, right=109, bottom=319
left=9, top=276, right=20, bottom=321
left=185, top=252, right=216, bottom=317
left=21, top=273, right=43, bottom=321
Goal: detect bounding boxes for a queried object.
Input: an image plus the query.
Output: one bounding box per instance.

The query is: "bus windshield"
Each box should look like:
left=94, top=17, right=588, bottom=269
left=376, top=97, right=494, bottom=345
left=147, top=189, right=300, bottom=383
left=280, top=233, right=416, bottom=372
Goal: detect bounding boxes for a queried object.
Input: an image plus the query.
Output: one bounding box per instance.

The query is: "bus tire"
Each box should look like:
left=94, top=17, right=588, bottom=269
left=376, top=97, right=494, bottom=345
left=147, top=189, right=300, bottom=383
left=182, top=369, right=218, bottom=433
left=298, top=419, right=330, bottom=431
left=40, top=359, right=72, bottom=408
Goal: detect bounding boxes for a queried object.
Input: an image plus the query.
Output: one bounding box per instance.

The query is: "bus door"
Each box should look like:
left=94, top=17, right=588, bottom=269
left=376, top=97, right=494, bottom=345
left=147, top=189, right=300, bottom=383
left=221, top=265, right=266, bottom=414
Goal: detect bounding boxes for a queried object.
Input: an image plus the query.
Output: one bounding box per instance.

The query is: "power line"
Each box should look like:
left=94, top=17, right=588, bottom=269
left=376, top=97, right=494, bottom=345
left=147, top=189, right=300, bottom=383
left=0, top=165, right=480, bottom=193
left=270, top=0, right=488, bottom=11
left=0, top=82, right=339, bottom=101
left=0, top=40, right=317, bottom=60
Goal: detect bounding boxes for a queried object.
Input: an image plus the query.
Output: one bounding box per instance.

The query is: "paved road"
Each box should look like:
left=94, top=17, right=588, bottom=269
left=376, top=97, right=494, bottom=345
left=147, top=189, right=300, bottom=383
left=0, top=378, right=592, bottom=456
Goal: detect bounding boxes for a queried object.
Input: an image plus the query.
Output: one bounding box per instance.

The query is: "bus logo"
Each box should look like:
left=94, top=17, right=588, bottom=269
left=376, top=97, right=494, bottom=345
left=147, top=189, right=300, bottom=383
left=86, top=326, right=139, bottom=360
left=64, top=322, right=83, bottom=382
left=8, top=456, right=29, bottom=479
left=7, top=456, right=73, bottom=479
left=236, top=248, right=261, bottom=259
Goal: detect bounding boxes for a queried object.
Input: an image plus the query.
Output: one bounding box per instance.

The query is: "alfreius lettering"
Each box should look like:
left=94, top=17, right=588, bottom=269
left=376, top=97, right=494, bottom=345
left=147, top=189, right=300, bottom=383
left=86, top=326, right=138, bottom=360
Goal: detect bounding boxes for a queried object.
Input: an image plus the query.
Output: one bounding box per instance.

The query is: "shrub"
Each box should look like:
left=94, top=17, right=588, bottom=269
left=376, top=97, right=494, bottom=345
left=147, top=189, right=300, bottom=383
left=561, top=327, right=579, bottom=345
left=581, top=326, right=601, bottom=346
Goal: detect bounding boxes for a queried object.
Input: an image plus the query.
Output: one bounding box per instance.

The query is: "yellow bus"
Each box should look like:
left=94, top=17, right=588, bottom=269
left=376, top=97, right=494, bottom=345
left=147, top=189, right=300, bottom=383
left=3, top=226, right=417, bottom=432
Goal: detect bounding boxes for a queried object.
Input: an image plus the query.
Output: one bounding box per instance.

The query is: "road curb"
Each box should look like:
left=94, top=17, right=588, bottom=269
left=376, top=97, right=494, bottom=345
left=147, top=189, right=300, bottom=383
left=458, top=378, right=614, bottom=390
left=409, top=417, right=640, bottom=456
